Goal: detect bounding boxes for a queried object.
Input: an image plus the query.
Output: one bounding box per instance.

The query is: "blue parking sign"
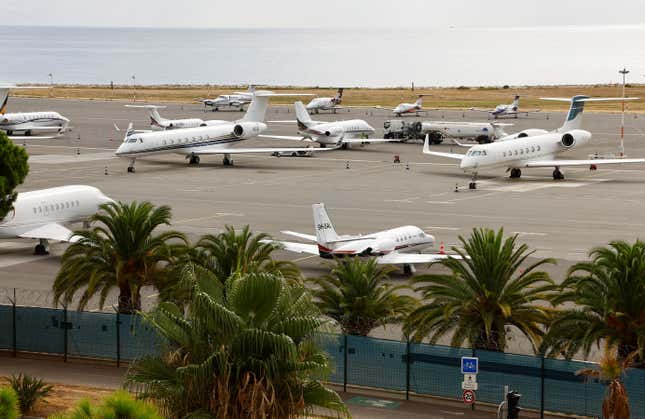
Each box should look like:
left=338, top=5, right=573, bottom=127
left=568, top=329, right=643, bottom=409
left=461, top=356, right=479, bottom=374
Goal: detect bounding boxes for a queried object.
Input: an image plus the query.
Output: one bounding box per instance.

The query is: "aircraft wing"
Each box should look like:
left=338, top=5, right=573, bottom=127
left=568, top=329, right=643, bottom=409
left=261, top=239, right=319, bottom=255
left=258, top=135, right=311, bottom=141
left=193, top=146, right=334, bottom=155
left=18, top=223, right=77, bottom=242
left=281, top=231, right=317, bottom=241
left=341, top=138, right=401, bottom=144
left=469, top=107, right=493, bottom=113
left=524, top=158, right=645, bottom=168
left=423, top=135, right=465, bottom=160
left=376, top=252, right=462, bottom=265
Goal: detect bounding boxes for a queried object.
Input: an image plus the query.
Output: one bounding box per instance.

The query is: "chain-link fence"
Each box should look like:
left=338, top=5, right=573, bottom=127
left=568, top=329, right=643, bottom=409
left=2, top=300, right=645, bottom=417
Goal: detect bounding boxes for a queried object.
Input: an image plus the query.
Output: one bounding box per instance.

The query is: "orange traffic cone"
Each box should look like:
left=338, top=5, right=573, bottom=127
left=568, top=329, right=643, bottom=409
left=439, top=242, right=445, bottom=255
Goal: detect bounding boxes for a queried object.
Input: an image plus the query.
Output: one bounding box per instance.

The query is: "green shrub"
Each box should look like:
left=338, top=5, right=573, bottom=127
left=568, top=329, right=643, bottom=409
left=0, top=386, right=20, bottom=419
left=9, top=373, right=53, bottom=413
left=51, top=390, right=161, bottom=419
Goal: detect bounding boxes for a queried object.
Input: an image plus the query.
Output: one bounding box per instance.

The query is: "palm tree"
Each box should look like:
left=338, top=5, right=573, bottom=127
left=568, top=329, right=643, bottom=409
left=542, top=240, right=645, bottom=360
left=404, top=228, right=556, bottom=352
left=53, top=201, right=186, bottom=313
left=309, top=258, right=417, bottom=336
left=576, top=346, right=640, bottom=419
left=126, top=264, right=348, bottom=419
left=194, top=225, right=300, bottom=282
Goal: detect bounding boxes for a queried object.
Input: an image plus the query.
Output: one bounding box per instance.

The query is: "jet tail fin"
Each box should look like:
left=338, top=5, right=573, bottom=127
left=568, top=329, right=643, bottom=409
left=334, top=88, right=344, bottom=104
left=512, top=95, right=520, bottom=107
left=313, top=203, right=340, bottom=245
left=541, top=96, right=639, bottom=132
left=294, top=101, right=313, bottom=130
left=0, top=87, right=8, bottom=115
left=415, top=95, right=424, bottom=106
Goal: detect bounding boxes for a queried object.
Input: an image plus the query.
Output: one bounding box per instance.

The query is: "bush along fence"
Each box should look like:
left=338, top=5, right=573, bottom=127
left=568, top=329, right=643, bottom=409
left=2, top=302, right=645, bottom=418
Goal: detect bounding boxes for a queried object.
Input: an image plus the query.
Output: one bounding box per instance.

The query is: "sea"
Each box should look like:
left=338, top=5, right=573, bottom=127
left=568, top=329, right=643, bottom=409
left=1, top=25, right=644, bottom=87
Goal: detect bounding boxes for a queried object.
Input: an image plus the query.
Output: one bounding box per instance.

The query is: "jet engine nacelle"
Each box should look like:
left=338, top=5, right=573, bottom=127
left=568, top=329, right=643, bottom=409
left=323, top=128, right=343, bottom=137
left=559, top=129, right=591, bottom=149
left=233, top=122, right=267, bottom=139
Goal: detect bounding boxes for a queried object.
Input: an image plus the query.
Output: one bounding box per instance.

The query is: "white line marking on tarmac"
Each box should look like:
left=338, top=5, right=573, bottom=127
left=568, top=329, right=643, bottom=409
left=28, top=152, right=116, bottom=164
left=173, top=213, right=244, bottom=224
left=426, top=201, right=455, bottom=205
left=514, top=231, right=547, bottom=237
left=426, top=226, right=460, bottom=231
left=293, top=255, right=318, bottom=263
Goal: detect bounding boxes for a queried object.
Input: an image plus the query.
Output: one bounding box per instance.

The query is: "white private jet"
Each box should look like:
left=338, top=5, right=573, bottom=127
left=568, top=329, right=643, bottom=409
left=265, top=203, right=458, bottom=275
left=306, top=88, right=344, bottom=114
left=260, top=101, right=397, bottom=149
left=470, top=95, right=540, bottom=119
left=423, top=95, right=643, bottom=189
left=201, top=86, right=255, bottom=112
left=115, top=91, right=335, bottom=172
left=124, top=104, right=229, bottom=130
left=0, top=185, right=113, bottom=254
left=0, top=85, right=70, bottom=140
left=376, top=95, right=431, bottom=117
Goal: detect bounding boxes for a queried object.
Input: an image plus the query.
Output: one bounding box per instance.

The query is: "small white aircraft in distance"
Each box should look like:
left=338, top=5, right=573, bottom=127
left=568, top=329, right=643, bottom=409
left=0, top=85, right=70, bottom=139
left=260, top=101, right=398, bottom=149
left=115, top=91, right=335, bottom=172
left=0, top=185, right=113, bottom=254
left=375, top=95, right=434, bottom=117
left=265, top=203, right=459, bottom=275
left=124, top=105, right=229, bottom=130
left=306, top=88, right=344, bottom=114
left=201, top=86, right=255, bottom=112
left=423, top=95, right=643, bottom=189
left=469, top=95, right=540, bottom=119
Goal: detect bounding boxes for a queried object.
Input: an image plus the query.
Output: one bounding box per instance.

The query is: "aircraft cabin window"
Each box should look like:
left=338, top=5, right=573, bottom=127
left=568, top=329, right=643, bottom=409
left=537, top=145, right=541, bottom=151
left=514, top=150, right=518, bottom=156
left=76, top=200, right=80, bottom=206
left=531, top=146, right=535, bottom=152
left=38, top=207, right=42, bottom=214
left=139, top=139, right=143, bottom=143
left=33, top=208, right=37, bottom=214
left=525, top=148, right=529, bottom=153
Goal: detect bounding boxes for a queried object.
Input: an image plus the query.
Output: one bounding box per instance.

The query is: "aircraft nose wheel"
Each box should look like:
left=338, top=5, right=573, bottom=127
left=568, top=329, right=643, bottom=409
left=510, top=168, right=522, bottom=178
left=127, top=159, right=136, bottom=173
left=34, top=240, right=49, bottom=255
left=223, top=154, right=234, bottom=166
left=553, top=168, right=565, bottom=180
left=189, top=155, right=200, bottom=165
left=469, top=172, right=478, bottom=190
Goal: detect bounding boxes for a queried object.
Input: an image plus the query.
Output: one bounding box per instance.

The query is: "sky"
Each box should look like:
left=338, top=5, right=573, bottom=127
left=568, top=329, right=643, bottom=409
left=5, top=0, right=645, bottom=29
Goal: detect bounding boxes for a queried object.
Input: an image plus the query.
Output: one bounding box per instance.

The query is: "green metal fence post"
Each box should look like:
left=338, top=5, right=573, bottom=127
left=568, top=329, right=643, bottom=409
left=63, top=305, right=68, bottom=362
left=406, top=336, right=411, bottom=400
left=540, top=354, right=545, bottom=419
left=471, top=348, right=476, bottom=411
left=116, top=311, right=121, bottom=368
left=343, top=334, right=348, bottom=392
left=11, top=288, right=16, bottom=357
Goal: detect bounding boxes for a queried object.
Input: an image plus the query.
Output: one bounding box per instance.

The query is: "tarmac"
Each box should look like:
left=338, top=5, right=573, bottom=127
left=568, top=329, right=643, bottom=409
left=2, top=96, right=645, bottom=349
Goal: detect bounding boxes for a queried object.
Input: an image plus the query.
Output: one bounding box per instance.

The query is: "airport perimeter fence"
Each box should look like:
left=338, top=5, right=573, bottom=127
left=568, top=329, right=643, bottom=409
left=3, top=301, right=645, bottom=418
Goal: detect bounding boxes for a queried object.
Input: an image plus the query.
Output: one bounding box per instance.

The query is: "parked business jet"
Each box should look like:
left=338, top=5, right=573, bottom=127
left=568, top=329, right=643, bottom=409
left=260, top=101, right=397, bottom=149
left=125, top=105, right=229, bottom=130
left=0, top=185, right=113, bottom=254
left=423, top=95, right=643, bottom=188
left=265, top=203, right=458, bottom=275
left=0, top=85, right=70, bottom=139
left=306, top=88, right=344, bottom=114
left=376, top=95, right=431, bottom=117
left=201, top=86, right=254, bottom=112
left=470, top=95, right=540, bottom=119
left=115, top=91, right=333, bottom=172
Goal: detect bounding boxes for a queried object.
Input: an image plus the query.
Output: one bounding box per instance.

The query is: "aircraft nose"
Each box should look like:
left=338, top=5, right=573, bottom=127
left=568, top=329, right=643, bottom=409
left=425, top=233, right=436, bottom=246
left=115, top=143, right=127, bottom=156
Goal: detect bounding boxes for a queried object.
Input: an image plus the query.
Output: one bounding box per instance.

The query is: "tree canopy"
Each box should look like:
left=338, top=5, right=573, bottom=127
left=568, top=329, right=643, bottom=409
left=0, top=132, right=29, bottom=220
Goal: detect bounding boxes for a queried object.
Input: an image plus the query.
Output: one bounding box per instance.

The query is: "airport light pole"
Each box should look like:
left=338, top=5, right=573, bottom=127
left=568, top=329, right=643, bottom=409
left=131, top=75, right=136, bottom=102
left=618, top=67, right=629, bottom=157
left=48, top=73, right=53, bottom=86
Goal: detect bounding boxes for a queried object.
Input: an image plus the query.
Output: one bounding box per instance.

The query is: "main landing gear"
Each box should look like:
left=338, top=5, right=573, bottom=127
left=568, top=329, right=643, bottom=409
left=188, top=154, right=200, bottom=165
left=403, top=264, right=416, bottom=276
left=510, top=168, right=522, bottom=179
left=469, top=172, right=478, bottom=190
left=553, top=167, right=564, bottom=180
left=34, top=239, right=49, bottom=255
left=222, top=153, right=234, bottom=166
left=127, top=159, right=136, bottom=173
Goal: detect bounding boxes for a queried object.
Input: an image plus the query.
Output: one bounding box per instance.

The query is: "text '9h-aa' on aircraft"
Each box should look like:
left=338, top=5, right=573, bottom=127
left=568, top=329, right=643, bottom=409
left=200, top=85, right=255, bottom=112
left=0, top=85, right=70, bottom=140
left=469, top=95, right=541, bottom=119
left=0, top=185, right=113, bottom=255
left=259, top=101, right=400, bottom=149
left=115, top=91, right=336, bottom=172
left=124, top=104, right=229, bottom=130
left=423, top=95, right=643, bottom=189
left=264, top=203, right=460, bottom=275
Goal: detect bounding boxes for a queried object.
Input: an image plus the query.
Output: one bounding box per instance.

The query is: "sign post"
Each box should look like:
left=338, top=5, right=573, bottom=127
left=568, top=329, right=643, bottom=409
left=461, top=356, right=479, bottom=403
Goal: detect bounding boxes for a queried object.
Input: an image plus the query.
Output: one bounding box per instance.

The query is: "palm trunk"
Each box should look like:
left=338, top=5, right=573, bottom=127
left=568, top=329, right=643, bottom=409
left=118, top=284, right=141, bottom=314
